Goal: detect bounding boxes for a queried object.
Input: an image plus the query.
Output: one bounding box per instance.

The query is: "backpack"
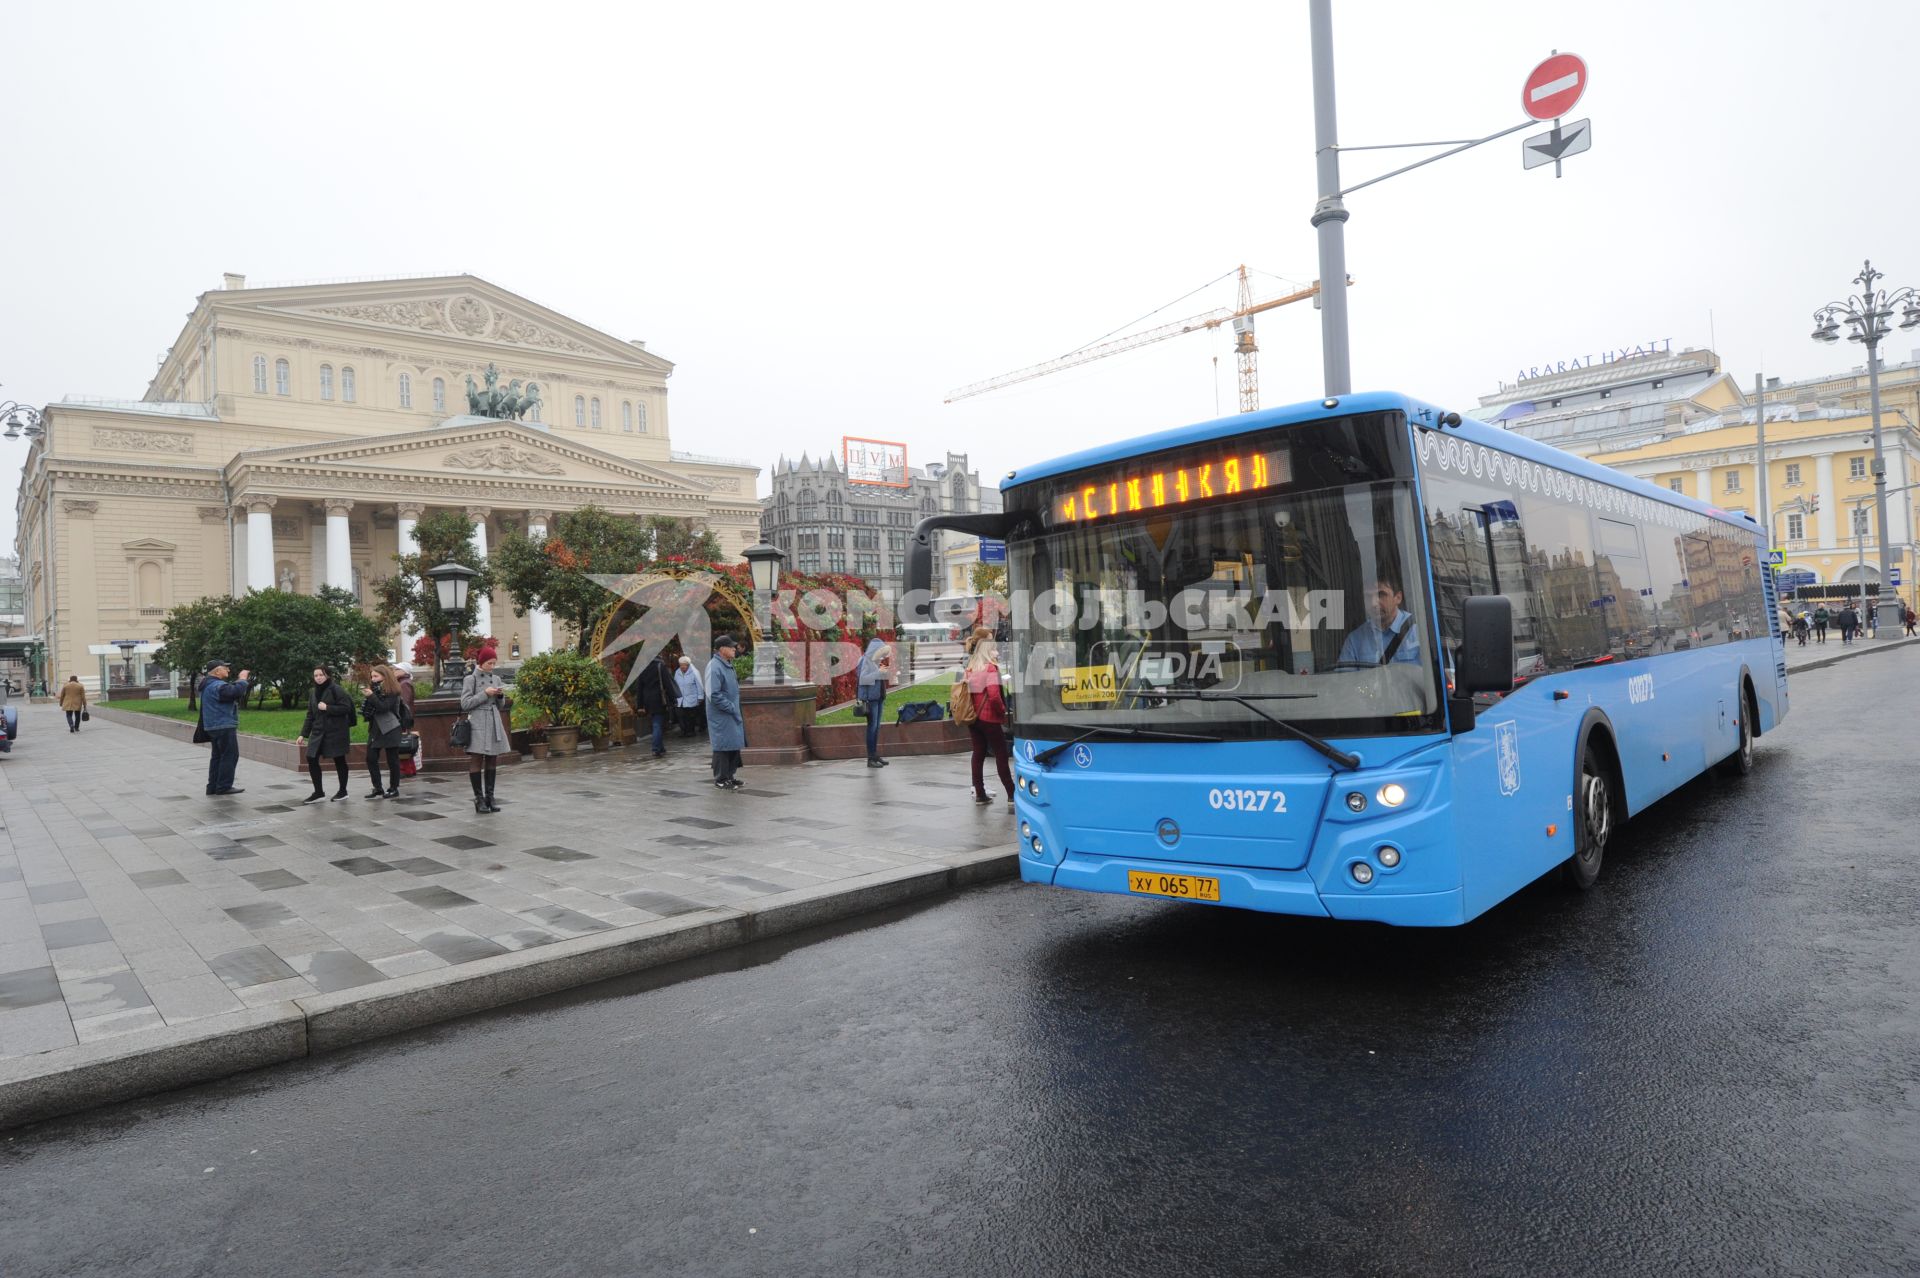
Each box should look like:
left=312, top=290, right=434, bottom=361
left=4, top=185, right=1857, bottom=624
left=948, top=676, right=978, bottom=725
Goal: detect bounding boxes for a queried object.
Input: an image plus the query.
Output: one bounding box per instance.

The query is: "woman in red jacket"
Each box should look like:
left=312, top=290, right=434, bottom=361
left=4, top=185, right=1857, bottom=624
left=963, top=627, right=1015, bottom=811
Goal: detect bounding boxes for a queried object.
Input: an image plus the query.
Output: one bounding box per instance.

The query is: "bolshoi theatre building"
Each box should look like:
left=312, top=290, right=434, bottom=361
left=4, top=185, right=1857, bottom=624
left=14, top=273, right=762, bottom=691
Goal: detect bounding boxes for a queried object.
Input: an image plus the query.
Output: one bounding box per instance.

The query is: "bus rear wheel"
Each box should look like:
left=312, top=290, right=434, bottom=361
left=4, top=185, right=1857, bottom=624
left=1561, top=746, right=1611, bottom=891
left=1717, top=687, right=1754, bottom=778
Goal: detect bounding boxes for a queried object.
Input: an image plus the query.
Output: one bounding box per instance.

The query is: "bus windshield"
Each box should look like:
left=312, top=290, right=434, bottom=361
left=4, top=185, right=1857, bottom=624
left=1003, top=416, right=1444, bottom=740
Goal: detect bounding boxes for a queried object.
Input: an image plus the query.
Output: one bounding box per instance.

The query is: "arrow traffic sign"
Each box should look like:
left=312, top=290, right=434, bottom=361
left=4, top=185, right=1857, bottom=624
left=1522, top=118, right=1591, bottom=171
left=1523, top=52, right=1588, bottom=120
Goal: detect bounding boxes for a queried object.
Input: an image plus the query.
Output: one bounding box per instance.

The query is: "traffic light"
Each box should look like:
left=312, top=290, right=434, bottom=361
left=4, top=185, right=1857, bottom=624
left=1809, top=495, right=1820, bottom=513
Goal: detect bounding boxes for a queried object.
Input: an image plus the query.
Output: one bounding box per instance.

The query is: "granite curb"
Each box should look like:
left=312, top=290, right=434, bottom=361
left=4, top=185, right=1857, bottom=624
left=0, top=850, right=1017, bottom=1130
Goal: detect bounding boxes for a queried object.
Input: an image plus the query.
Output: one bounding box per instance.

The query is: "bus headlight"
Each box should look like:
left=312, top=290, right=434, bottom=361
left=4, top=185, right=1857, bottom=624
left=1030, top=836, right=1044, bottom=855
left=1350, top=862, right=1374, bottom=885
left=1020, top=822, right=1032, bottom=839
left=1345, top=791, right=1367, bottom=813
left=1376, top=783, right=1407, bottom=808
left=1377, top=846, right=1402, bottom=868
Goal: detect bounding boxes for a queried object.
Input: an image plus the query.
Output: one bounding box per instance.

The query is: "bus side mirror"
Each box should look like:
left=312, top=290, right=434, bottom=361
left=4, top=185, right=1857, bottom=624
left=904, top=532, right=935, bottom=625
left=1459, top=595, right=1515, bottom=694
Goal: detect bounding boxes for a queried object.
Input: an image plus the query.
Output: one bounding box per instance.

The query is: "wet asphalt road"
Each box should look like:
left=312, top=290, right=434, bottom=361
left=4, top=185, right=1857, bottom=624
left=6, top=651, right=1920, bottom=1278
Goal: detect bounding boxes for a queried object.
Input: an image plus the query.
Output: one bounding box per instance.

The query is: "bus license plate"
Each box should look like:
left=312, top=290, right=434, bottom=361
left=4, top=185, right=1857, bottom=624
left=1127, top=871, right=1221, bottom=902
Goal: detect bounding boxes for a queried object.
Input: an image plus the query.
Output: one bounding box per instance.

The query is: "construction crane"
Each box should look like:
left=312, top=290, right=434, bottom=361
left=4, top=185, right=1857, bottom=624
left=946, top=266, right=1344, bottom=412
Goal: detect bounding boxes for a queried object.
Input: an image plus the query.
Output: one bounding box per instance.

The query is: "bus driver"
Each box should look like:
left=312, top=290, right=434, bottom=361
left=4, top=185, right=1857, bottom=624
left=1338, top=577, right=1422, bottom=667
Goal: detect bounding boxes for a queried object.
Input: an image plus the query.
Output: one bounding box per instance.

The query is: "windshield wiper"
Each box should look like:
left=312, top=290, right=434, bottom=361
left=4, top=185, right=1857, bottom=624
left=1156, top=690, right=1361, bottom=771
left=1032, top=725, right=1224, bottom=768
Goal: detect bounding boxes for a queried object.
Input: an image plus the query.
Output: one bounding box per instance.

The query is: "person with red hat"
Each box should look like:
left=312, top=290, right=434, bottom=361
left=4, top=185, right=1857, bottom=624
left=458, top=643, right=512, bottom=813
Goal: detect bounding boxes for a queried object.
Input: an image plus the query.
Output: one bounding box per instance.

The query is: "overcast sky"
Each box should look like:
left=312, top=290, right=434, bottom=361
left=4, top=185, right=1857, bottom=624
left=5, top=0, right=1916, bottom=551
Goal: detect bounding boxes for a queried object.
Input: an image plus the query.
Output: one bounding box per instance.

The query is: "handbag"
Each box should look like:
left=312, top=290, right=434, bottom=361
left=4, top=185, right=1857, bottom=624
left=80, top=709, right=90, bottom=722
left=398, top=732, right=420, bottom=757
left=449, top=717, right=473, bottom=749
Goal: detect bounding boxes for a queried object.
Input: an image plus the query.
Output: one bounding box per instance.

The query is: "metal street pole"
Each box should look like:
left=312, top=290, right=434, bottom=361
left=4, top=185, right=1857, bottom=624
left=1308, top=0, right=1351, bottom=397
left=1864, top=342, right=1896, bottom=636
left=1753, top=373, right=1770, bottom=555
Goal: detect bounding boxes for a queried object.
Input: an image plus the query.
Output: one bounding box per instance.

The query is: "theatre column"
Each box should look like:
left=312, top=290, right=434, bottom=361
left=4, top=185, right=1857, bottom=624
left=397, top=502, right=425, bottom=663
left=526, top=509, right=554, bottom=655
left=325, top=500, right=355, bottom=591
left=467, top=507, right=492, bottom=637
left=244, top=495, right=276, bottom=593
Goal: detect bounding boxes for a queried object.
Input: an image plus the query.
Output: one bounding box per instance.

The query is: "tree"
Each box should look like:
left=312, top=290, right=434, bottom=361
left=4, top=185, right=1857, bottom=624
left=372, top=509, right=491, bottom=668
left=644, top=514, right=723, bottom=562
left=970, top=563, right=1008, bottom=596
left=494, top=504, right=653, bottom=655
left=208, top=588, right=390, bottom=708
left=156, top=595, right=239, bottom=709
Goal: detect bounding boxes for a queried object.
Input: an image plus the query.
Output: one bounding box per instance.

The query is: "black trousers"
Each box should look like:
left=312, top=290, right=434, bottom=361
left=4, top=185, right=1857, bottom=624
left=308, top=755, right=349, bottom=792
left=65, top=710, right=82, bottom=731
left=367, top=747, right=401, bottom=789
left=712, top=749, right=742, bottom=783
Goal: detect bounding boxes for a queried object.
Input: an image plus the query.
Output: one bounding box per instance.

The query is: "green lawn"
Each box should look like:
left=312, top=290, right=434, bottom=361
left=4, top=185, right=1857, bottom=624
left=106, top=696, right=372, bottom=743
left=814, top=671, right=957, bottom=725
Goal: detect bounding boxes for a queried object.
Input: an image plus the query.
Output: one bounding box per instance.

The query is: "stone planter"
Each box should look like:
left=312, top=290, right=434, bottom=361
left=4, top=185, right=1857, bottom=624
left=591, top=735, right=612, bottom=752
left=740, top=681, right=818, bottom=765
left=529, top=741, right=550, bottom=761
left=546, top=724, right=582, bottom=754
left=804, top=717, right=972, bottom=760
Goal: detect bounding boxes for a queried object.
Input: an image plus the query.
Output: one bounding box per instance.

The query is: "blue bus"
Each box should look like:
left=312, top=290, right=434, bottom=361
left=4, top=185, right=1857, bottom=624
left=910, top=392, right=1786, bottom=926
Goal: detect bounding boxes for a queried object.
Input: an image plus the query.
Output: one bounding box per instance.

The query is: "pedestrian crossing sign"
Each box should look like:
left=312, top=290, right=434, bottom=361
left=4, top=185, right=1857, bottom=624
left=1764, top=549, right=1785, bottom=567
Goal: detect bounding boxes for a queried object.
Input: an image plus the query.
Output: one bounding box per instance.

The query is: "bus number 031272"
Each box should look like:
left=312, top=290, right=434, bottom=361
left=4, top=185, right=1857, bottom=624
left=1208, top=788, right=1287, bottom=813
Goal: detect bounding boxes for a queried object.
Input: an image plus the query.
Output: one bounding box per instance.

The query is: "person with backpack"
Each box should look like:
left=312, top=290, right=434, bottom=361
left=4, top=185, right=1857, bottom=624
left=297, top=665, right=356, bottom=803
left=856, top=636, right=893, bottom=768
left=958, top=626, right=1015, bottom=810
left=362, top=663, right=410, bottom=798
left=1838, top=603, right=1859, bottom=645
left=1812, top=605, right=1830, bottom=644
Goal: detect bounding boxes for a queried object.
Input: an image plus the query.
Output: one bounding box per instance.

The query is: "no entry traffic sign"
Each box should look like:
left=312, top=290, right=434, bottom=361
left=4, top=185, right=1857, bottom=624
left=1522, top=52, right=1587, bottom=120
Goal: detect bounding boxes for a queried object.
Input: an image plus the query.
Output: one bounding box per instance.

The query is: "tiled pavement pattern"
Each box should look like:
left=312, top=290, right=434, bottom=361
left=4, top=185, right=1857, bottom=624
left=0, top=705, right=1011, bottom=1060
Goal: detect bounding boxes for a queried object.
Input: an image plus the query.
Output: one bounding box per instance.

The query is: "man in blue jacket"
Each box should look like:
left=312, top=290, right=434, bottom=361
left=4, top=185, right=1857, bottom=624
left=198, top=659, right=252, bottom=795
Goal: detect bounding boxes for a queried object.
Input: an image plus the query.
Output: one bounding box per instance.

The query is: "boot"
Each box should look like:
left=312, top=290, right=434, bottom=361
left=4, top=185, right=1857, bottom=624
left=484, top=773, right=500, bottom=813
left=471, top=772, right=488, bottom=814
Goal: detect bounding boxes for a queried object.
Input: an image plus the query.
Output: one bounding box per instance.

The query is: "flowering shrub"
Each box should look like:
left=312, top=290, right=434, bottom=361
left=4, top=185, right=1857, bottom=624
left=515, top=650, right=615, bottom=738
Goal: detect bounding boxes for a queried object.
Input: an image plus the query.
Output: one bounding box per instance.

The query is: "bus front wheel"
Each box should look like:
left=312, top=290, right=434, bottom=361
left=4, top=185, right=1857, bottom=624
left=1562, top=746, right=1611, bottom=891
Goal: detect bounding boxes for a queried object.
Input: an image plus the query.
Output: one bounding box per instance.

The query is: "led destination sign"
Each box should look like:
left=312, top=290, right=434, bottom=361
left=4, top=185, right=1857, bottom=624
left=1054, top=445, right=1293, bottom=524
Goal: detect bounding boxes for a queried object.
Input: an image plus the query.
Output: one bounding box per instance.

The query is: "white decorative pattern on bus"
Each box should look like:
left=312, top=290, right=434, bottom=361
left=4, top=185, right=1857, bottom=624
left=1416, top=433, right=1713, bottom=537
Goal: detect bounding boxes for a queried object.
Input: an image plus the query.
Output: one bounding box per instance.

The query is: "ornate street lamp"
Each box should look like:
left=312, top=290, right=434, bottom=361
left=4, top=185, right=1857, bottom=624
left=0, top=402, right=45, bottom=440
left=1810, top=260, right=1920, bottom=638
left=742, top=542, right=787, bottom=683
left=426, top=561, right=477, bottom=691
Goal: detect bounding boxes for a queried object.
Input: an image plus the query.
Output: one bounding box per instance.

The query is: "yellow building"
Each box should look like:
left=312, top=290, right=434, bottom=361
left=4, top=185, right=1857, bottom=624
left=1481, top=343, right=1920, bottom=606
left=1587, top=377, right=1920, bottom=602
left=14, top=273, right=763, bottom=690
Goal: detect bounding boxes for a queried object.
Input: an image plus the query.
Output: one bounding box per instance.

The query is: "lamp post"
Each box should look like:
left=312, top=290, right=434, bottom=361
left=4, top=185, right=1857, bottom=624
left=425, top=562, right=477, bottom=693
left=742, top=542, right=787, bottom=684
left=4, top=402, right=50, bottom=691
left=114, top=640, right=138, bottom=691
left=1811, top=260, right=1920, bottom=638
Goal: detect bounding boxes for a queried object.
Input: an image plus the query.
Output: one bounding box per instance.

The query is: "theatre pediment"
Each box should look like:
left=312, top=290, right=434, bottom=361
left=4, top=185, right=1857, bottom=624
left=233, top=276, right=669, bottom=370
left=230, top=422, right=709, bottom=497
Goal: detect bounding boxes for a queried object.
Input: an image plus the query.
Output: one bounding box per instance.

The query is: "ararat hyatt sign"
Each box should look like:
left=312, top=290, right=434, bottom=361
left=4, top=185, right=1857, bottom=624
left=1518, top=337, right=1673, bottom=384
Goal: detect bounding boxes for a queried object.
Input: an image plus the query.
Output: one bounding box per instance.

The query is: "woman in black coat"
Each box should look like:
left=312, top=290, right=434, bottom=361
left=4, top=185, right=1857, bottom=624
left=298, top=666, right=356, bottom=803
left=361, top=662, right=409, bottom=800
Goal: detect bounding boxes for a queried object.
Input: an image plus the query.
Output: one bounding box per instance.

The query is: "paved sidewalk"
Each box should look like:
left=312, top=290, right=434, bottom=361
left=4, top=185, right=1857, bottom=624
left=0, top=704, right=1012, bottom=1122
left=1783, top=630, right=1920, bottom=672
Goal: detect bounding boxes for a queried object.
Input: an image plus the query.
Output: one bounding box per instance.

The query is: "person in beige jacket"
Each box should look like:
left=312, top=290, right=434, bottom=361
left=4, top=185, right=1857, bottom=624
left=58, top=676, right=88, bottom=733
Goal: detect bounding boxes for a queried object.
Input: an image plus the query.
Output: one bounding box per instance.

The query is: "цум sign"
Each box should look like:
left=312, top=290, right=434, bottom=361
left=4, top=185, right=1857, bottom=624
left=843, top=436, right=909, bottom=487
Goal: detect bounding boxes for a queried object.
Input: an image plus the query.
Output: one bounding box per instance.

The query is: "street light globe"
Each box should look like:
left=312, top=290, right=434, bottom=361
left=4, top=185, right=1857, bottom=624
left=742, top=542, right=786, bottom=595
left=425, top=561, right=476, bottom=613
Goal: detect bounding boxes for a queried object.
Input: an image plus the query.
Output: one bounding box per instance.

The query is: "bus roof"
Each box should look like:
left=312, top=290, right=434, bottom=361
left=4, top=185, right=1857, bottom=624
left=1001, top=390, right=1761, bottom=534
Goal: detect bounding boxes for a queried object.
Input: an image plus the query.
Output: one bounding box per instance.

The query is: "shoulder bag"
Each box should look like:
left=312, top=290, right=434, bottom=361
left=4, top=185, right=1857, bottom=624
left=449, top=717, right=473, bottom=749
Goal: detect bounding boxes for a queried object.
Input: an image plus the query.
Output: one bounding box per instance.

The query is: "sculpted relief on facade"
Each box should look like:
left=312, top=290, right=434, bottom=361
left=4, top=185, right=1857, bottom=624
left=308, top=294, right=601, bottom=356
left=440, top=442, right=570, bottom=476
left=93, top=427, right=195, bottom=454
